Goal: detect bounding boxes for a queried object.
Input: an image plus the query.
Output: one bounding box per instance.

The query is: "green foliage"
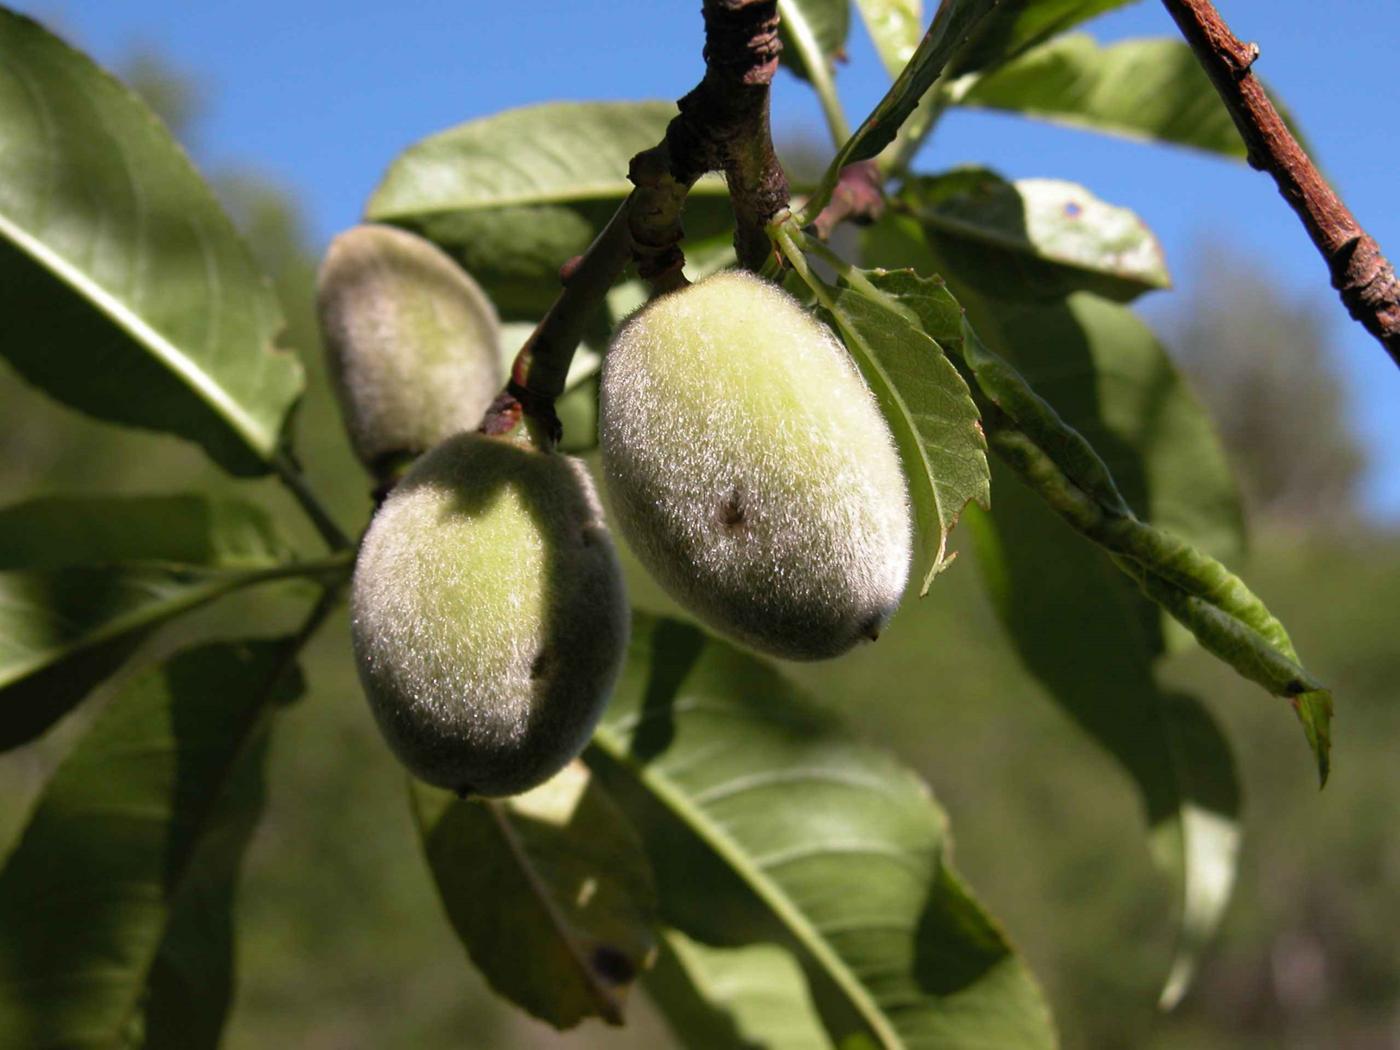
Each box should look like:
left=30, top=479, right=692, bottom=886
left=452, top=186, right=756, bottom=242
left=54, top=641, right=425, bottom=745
left=0, top=638, right=302, bottom=1048
left=0, top=494, right=328, bottom=752
left=411, top=763, right=657, bottom=1028
left=951, top=34, right=1305, bottom=158
left=591, top=613, right=1056, bottom=1049
left=366, top=101, right=731, bottom=319
left=0, top=12, right=303, bottom=476
left=0, top=1, right=1362, bottom=1046
left=898, top=169, right=1170, bottom=302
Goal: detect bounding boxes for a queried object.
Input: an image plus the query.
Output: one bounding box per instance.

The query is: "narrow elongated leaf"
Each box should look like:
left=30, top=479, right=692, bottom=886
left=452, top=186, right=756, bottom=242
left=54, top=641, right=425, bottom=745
left=857, top=225, right=1248, bottom=1001
left=854, top=0, right=924, bottom=79
left=647, top=928, right=834, bottom=1050
left=588, top=613, right=1056, bottom=1049
left=0, top=638, right=303, bottom=1048
left=410, top=762, right=658, bottom=1029
left=967, top=482, right=1241, bottom=1008
left=778, top=0, right=850, bottom=82
left=366, top=101, right=731, bottom=318
left=799, top=0, right=999, bottom=222
left=826, top=283, right=988, bottom=589
left=0, top=495, right=337, bottom=751
left=778, top=242, right=988, bottom=590
left=901, top=169, right=1169, bottom=302
left=946, top=0, right=1137, bottom=76
left=0, top=13, right=303, bottom=475
left=138, top=730, right=271, bottom=1049
left=954, top=34, right=1307, bottom=158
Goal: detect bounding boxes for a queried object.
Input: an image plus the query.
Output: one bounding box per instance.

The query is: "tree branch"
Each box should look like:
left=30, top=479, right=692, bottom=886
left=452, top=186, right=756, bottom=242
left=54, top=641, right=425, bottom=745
left=1161, top=0, right=1400, bottom=369
left=487, top=0, right=792, bottom=443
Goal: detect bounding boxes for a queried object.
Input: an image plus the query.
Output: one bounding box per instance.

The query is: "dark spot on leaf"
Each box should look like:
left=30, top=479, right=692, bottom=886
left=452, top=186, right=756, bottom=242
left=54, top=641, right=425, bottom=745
left=1064, top=201, right=1083, bottom=219
left=455, top=783, right=474, bottom=800
left=592, top=945, right=635, bottom=985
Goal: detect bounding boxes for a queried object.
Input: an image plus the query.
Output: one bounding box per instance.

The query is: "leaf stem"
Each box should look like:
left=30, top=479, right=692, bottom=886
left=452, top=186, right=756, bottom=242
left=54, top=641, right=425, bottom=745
left=270, top=451, right=353, bottom=552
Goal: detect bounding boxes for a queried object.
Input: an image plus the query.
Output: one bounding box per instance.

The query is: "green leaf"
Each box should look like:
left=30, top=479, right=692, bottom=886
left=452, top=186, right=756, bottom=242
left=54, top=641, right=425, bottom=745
left=0, top=13, right=303, bottom=476
left=899, top=169, right=1170, bottom=302
left=137, top=729, right=271, bottom=1049
left=798, top=0, right=1000, bottom=223
left=0, top=494, right=292, bottom=570
left=830, top=284, right=989, bottom=590
left=365, top=101, right=731, bottom=319
left=647, top=928, right=834, bottom=1050
left=967, top=485, right=1241, bottom=1009
left=858, top=223, right=1250, bottom=999
left=946, top=0, right=1137, bottom=76
left=778, top=0, right=851, bottom=82
left=854, top=0, right=925, bottom=79
left=776, top=234, right=989, bottom=591
left=953, top=34, right=1308, bottom=159
left=0, top=494, right=339, bottom=752
left=409, top=761, right=658, bottom=1030
left=0, top=638, right=303, bottom=1048
left=588, top=613, right=1056, bottom=1050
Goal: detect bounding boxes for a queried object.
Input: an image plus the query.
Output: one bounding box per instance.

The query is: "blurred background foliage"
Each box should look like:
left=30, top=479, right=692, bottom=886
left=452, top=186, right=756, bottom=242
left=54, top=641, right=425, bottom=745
left=0, top=51, right=1396, bottom=1050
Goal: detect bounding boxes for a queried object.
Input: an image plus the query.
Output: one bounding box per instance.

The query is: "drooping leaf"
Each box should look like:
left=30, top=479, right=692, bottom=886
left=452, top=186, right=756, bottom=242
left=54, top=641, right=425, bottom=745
left=647, top=928, right=834, bottom=1050
left=798, top=0, right=1000, bottom=223
left=967, top=483, right=1241, bottom=1009
left=0, top=13, right=303, bottom=475
left=778, top=0, right=850, bottom=82
left=854, top=0, right=924, bottom=79
left=946, top=0, right=1138, bottom=76
left=899, top=169, right=1169, bottom=302
left=409, top=761, right=658, bottom=1030
left=953, top=34, right=1308, bottom=159
left=859, top=222, right=1249, bottom=1000
left=138, top=730, right=272, bottom=1049
left=588, top=613, right=1056, bottom=1049
left=0, top=638, right=303, bottom=1048
left=0, top=494, right=338, bottom=751
left=366, top=101, right=731, bottom=319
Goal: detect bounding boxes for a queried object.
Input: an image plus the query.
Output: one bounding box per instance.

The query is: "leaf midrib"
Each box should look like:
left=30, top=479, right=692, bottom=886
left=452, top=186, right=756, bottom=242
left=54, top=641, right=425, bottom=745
left=590, top=726, right=907, bottom=1050
left=0, top=209, right=277, bottom=460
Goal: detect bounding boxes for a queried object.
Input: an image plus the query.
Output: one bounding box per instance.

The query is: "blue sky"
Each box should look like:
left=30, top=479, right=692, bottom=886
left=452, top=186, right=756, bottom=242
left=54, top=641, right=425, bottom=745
left=14, top=1, right=1400, bottom=520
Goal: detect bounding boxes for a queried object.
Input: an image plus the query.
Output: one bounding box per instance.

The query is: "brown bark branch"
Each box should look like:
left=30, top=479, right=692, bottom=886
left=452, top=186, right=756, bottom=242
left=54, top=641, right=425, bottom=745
left=1161, top=0, right=1400, bottom=369
left=486, top=0, right=792, bottom=443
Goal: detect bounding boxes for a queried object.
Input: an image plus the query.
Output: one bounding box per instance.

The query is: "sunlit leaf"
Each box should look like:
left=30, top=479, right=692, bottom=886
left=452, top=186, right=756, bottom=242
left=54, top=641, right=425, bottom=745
left=647, top=928, right=834, bottom=1050
left=854, top=0, right=924, bottom=79
left=410, top=762, right=658, bottom=1029
left=824, top=281, right=989, bottom=590
left=366, top=101, right=731, bottom=319
left=799, top=0, right=999, bottom=222
left=946, top=0, right=1137, bottom=76
left=900, top=169, right=1170, bottom=302
left=778, top=0, right=850, bottom=82
left=0, top=13, right=303, bottom=475
left=860, top=220, right=1249, bottom=1001
left=588, top=613, right=1056, bottom=1049
left=953, top=34, right=1309, bottom=158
